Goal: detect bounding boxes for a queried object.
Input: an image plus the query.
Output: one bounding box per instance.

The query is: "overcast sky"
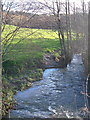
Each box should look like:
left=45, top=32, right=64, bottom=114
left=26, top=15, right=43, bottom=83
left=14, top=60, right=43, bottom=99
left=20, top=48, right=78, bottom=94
left=2, top=0, right=90, bottom=14
left=3, top=0, right=90, bottom=3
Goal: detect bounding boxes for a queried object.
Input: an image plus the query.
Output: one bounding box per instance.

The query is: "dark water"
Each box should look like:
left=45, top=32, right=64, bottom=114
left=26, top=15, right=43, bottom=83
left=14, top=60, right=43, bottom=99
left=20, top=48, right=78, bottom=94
left=10, top=54, right=87, bottom=118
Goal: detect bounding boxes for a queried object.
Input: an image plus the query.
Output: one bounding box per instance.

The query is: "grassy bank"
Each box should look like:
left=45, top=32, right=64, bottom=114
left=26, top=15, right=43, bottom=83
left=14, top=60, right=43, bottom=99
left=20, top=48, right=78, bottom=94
left=2, top=68, right=43, bottom=116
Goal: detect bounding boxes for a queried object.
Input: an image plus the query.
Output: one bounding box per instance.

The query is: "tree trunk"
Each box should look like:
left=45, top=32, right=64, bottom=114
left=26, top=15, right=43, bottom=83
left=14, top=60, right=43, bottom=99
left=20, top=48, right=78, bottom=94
left=68, top=0, right=73, bottom=56
left=87, top=2, right=90, bottom=111
left=66, top=1, right=69, bottom=58
left=0, top=0, right=2, bottom=119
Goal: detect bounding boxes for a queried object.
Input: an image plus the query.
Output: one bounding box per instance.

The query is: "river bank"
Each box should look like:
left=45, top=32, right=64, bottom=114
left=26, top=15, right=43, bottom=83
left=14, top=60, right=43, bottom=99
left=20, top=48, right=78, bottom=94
left=9, top=54, right=87, bottom=118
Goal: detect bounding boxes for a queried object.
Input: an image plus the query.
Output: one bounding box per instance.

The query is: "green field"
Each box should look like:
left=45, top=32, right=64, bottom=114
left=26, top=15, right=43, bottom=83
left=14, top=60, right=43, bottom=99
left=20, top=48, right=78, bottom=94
left=2, top=24, right=83, bottom=75
left=2, top=25, right=61, bottom=74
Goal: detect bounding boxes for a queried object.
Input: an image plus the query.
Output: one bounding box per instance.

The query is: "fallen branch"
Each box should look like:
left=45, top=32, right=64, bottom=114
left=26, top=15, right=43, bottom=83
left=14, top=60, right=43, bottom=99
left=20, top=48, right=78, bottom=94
left=80, top=91, right=90, bottom=98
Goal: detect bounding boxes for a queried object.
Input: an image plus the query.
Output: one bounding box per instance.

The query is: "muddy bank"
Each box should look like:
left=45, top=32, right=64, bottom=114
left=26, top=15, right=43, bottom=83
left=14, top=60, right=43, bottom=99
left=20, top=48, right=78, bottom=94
left=43, top=51, right=71, bottom=69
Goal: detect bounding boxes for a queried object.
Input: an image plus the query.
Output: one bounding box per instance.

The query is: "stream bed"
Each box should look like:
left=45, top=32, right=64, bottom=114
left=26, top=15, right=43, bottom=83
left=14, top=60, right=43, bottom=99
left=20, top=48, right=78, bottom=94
left=10, top=54, right=87, bottom=118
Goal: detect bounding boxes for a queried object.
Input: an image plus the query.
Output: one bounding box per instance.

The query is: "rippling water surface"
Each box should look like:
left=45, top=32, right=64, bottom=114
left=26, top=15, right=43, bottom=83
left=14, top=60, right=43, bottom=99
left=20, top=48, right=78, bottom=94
left=10, top=54, right=87, bottom=118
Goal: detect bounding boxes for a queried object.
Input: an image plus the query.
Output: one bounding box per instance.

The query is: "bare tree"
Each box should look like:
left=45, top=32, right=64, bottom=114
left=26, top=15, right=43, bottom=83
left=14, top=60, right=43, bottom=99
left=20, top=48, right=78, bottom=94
left=65, top=0, right=73, bottom=62
left=52, top=1, right=68, bottom=66
left=66, top=0, right=69, bottom=56
left=2, top=0, right=43, bottom=62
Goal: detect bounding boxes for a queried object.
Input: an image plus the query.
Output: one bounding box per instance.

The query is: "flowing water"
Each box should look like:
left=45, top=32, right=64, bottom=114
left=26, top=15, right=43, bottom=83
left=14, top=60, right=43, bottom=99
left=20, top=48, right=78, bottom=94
left=10, top=54, right=87, bottom=118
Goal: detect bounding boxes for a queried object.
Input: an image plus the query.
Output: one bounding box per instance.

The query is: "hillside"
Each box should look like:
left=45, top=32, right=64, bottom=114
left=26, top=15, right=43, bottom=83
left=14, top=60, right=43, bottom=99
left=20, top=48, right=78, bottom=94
left=2, top=10, right=88, bottom=33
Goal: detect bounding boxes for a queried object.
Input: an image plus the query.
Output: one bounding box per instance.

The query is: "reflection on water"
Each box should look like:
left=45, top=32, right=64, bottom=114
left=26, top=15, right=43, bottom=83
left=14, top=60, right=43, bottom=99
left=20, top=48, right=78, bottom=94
left=10, top=54, right=87, bottom=118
